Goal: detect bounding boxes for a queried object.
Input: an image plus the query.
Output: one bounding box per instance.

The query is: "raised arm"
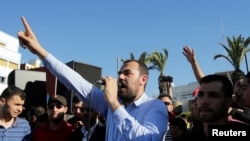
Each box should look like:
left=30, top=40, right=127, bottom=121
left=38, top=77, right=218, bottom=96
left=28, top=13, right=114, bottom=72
left=17, top=16, right=48, bottom=59
left=17, top=16, right=108, bottom=116
left=182, top=45, right=205, bottom=83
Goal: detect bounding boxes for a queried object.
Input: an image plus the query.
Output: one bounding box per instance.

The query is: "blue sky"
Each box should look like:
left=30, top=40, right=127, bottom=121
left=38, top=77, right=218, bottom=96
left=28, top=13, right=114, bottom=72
left=1, top=1, right=250, bottom=97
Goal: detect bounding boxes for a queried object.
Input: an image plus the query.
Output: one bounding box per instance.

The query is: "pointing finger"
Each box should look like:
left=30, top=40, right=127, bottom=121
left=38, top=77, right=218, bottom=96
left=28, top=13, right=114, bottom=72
left=21, top=16, right=33, bottom=37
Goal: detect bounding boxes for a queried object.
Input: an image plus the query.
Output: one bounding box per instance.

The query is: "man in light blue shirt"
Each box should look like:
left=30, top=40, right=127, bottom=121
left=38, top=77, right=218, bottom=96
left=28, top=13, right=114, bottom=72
left=17, top=16, right=168, bottom=141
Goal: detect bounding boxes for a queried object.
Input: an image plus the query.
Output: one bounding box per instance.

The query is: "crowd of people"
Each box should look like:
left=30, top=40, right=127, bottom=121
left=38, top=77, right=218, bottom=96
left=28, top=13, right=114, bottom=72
left=0, top=16, right=250, bottom=141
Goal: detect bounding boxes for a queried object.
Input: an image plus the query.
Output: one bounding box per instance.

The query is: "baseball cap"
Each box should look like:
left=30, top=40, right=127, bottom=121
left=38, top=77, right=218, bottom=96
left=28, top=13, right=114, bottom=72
left=48, top=95, right=67, bottom=106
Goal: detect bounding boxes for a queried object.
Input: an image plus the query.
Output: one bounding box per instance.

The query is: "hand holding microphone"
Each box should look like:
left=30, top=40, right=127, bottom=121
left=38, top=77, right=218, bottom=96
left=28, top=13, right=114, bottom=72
left=96, top=77, right=121, bottom=111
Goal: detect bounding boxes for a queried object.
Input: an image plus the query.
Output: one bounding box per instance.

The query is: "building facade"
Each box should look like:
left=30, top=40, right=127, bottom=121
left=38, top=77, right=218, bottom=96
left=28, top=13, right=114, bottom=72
left=0, top=31, right=20, bottom=94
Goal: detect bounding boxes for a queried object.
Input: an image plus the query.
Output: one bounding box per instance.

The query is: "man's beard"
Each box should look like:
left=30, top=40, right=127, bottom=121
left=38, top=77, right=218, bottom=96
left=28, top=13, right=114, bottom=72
left=199, top=106, right=228, bottom=122
left=118, top=92, right=136, bottom=103
left=50, top=112, right=65, bottom=124
left=82, top=114, right=98, bottom=128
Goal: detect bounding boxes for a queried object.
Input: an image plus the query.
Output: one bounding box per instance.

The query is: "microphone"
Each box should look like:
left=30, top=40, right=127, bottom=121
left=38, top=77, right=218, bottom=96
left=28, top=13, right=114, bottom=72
left=96, top=80, right=121, bottom=88
left=96, top=80, right=105, bottom=85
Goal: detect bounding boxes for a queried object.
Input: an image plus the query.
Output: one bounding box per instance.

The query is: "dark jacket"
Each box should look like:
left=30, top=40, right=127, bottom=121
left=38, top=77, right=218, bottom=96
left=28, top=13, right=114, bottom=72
left=230, top=107, right=250, bottom=124
left=70, top=121, right=106, bottom=141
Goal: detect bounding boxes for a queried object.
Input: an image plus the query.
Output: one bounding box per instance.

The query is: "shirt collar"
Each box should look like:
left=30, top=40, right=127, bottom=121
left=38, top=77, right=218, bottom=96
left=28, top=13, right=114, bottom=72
left=81, top=119, right=99, bottom=135
left=131, top=92, right=148, bottom=107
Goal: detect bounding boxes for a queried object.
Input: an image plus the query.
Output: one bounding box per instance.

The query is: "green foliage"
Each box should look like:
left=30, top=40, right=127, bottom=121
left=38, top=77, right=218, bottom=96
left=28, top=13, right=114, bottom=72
left=127, top=48, right=169, bottom=74
left=214, top=35, right=250, bottom=70
left=214, top=35, right=250, bottom=84
left=148, top=48, right=168, bottom=76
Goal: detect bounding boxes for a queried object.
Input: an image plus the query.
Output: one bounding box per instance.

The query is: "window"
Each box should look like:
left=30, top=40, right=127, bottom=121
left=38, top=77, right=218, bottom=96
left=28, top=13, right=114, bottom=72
left=0, top=77, right=5, bottom=84
left=9, top=62, right=18, bottom=69
left=0, top=58, right=7, bottom=66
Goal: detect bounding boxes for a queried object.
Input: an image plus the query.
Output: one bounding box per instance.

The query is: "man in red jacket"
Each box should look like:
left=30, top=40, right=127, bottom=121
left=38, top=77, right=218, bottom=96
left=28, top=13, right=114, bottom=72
left=31, top=95, right=74, bottom=141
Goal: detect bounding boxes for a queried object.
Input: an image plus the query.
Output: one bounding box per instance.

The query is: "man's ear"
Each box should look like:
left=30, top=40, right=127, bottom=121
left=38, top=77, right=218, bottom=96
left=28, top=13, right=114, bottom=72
left=32, top=116, right=37, bottom=122
left=0, top=98, right=6, bottom=106
left=141, top=75, right=148, bottom=85
left=63, top=107, right=68, bottom=113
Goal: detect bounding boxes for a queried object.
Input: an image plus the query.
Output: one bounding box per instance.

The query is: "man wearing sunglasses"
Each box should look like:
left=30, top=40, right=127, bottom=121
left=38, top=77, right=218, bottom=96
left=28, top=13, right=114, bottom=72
left=31, top=95, right=74, bottom=141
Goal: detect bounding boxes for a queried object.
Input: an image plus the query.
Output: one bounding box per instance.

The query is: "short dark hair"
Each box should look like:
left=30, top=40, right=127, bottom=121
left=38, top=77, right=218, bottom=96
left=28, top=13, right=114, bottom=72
left=123, top=60, right=149, bottom=76
left=200, top=74, right=233, bottom=98
left=72, top=95, right=81, bottom=103
left=170, top=117, right=187, bottom=131
left=231, top=69, right=245, bottom=85
left=0, top=86, right=26, bottom=101
left=29, top=106, right=48, bottom=122
left=29, top=106, right=46, bottom=117
left=157, top=94, right=172, bottom=101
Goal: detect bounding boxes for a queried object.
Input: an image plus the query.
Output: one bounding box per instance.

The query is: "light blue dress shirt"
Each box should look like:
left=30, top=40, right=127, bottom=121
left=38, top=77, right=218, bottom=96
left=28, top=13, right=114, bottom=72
left=44, top=54, right=168, bottom=141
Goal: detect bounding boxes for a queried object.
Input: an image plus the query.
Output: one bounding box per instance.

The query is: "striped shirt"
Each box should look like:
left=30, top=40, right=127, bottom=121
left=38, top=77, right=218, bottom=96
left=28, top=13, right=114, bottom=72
left=163, top=130, right=172, bottom=141
left=0, top=118, right=31, bottom=141
left=162, top=124, right=172, bottom=141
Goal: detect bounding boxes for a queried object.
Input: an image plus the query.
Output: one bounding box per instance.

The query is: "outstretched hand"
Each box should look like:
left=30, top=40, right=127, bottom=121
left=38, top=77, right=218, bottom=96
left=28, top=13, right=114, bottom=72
left=182, top=45, right=196, bottom=63
left=17, top=16, right=48, bottom=59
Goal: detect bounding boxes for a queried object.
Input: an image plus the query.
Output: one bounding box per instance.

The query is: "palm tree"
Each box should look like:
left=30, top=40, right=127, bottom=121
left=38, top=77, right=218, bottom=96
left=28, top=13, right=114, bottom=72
left=214, top=35, right=250, bottom=85
left=148, top=48, right=168, bottom=76
left=148, top=48, right=169, bottom=95
left=129, top=52, right=152, bottom=65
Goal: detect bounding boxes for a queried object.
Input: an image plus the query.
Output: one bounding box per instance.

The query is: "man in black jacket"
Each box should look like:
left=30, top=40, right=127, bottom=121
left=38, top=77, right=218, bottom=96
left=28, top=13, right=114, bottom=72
left=70, top=102, right=106, bottom=141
